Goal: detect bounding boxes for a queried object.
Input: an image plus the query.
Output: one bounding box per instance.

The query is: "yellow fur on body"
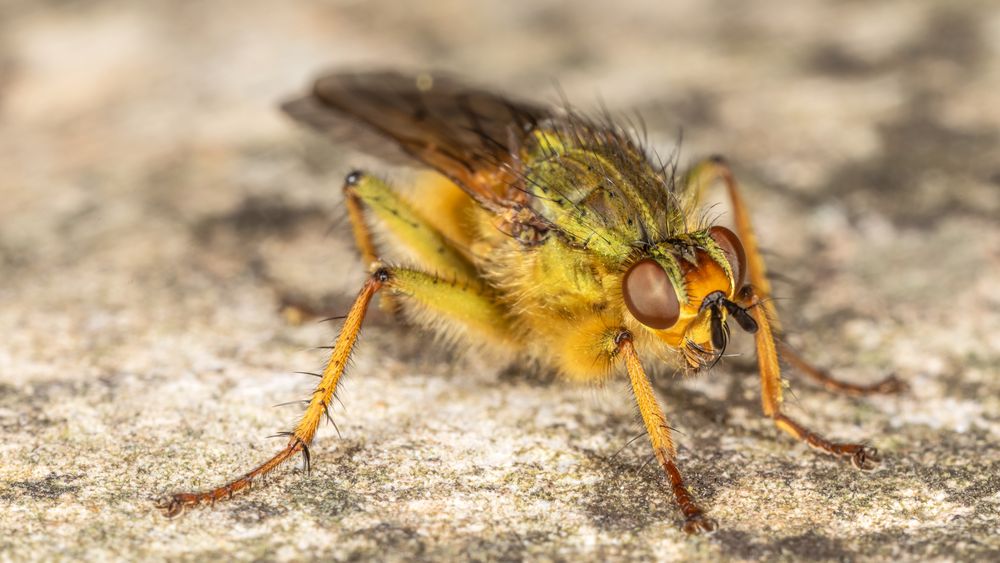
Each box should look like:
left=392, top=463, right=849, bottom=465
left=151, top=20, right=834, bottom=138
left=400, top=172, right=691, bottom=383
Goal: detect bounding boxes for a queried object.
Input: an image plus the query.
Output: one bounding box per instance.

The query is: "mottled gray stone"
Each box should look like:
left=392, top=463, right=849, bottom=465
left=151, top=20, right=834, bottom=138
left=1, top=1, right=998, bottom=561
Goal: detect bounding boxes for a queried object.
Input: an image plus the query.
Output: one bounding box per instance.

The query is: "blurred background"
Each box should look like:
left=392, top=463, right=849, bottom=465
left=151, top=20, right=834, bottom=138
left=1, top=1, right=998, bottom=561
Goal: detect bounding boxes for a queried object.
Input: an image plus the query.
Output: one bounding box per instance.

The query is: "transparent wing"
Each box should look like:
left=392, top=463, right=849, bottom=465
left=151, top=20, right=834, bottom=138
left=282, top=71, right=552, bottom=209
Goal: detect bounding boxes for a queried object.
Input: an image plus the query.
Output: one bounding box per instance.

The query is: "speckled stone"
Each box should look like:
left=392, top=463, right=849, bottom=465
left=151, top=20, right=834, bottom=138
left=1, top=1, right=998, bottom=561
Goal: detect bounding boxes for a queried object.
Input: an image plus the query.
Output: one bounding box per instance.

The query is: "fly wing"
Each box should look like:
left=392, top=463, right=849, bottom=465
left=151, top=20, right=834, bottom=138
left=282, top=71, right=552, bottom=210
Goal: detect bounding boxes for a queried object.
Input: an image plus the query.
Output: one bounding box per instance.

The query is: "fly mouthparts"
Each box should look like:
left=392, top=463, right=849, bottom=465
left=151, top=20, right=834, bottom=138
left=723, top=300, right=759, bottom=334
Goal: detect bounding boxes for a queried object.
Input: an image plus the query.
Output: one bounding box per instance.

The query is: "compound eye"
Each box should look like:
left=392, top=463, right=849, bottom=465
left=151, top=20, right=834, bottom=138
left=623, top=258, right=680, bottom=329
left=709, top=226, right=747, bottom=287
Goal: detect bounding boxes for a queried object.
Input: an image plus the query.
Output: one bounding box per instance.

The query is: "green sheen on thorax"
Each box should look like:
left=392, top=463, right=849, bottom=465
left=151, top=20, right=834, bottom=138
left=520, top=123, right=687, bottom=261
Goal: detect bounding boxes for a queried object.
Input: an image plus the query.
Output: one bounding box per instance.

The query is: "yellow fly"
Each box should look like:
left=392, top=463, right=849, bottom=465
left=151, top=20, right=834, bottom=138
left=158, top=71, right=904, bottom=533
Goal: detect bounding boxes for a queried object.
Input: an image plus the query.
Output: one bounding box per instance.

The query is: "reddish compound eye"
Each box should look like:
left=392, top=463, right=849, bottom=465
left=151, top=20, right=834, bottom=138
left=709, top=226, right=747, bottom=287
left=622, top=258, right=680, bottom=329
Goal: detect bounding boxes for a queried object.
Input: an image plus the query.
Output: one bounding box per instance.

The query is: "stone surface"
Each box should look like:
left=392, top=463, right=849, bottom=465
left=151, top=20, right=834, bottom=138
left=1, top=1, right=998, bottom=561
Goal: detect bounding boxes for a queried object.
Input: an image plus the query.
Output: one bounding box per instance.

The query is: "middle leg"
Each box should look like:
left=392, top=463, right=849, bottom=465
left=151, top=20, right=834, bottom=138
left=283, top=170, right=482, bottom=323
left=158, top=263, right=515, bottom=516
left=682, top=156, right=904, bottom=396
left=344, top=171, right=478, bottom=281
left=738, top=286, right=880, bottom=470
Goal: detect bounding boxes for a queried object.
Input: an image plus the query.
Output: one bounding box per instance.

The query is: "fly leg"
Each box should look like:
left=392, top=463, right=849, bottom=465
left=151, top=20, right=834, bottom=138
left=738, top=286, right=880, bottom=470
left=343, top=171, right=478, bottom=281
left=157, top=267, right=385, bottom=517
left=776, top=341, right=906, bottom=396
left=157, top=263, right=514, bottom=517
left=339, top=170, right=475, bottom=317
left=682, top=156, right=903, bottom=396
left=284, top=171, right=480, bottom=322
left=615, top=330, right=717, bottom=534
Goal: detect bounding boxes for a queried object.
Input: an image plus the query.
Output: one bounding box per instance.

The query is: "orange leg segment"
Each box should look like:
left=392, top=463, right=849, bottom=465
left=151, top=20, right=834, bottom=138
left=158, top=259, right=513, bottom=517
left=740, top=287, right=880, bottom=470
left=684, top=156, right=893, bottom=471
left=158, top=267, right=387, bottom=517
left=617, top=331, right=717, bottom=534
left=685, top=156, right=902, bottom=397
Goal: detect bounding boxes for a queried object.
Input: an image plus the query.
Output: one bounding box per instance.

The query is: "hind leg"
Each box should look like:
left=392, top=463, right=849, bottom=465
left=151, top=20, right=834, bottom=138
left=283, top=170, right=481, bottom=322
left=342, top=171, right=478, bottom=280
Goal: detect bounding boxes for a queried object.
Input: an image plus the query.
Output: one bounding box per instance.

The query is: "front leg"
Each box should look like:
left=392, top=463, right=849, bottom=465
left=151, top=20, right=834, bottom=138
left=683, top=156, right=903, bottom=396
left=615, top=330, right=717, bottom=534
left=740, top=286, right=880, bottom=470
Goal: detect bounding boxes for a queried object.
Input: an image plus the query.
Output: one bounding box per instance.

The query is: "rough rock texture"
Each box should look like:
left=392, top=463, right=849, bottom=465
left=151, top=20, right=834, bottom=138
left=1, top=1, right=998, bottom=561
